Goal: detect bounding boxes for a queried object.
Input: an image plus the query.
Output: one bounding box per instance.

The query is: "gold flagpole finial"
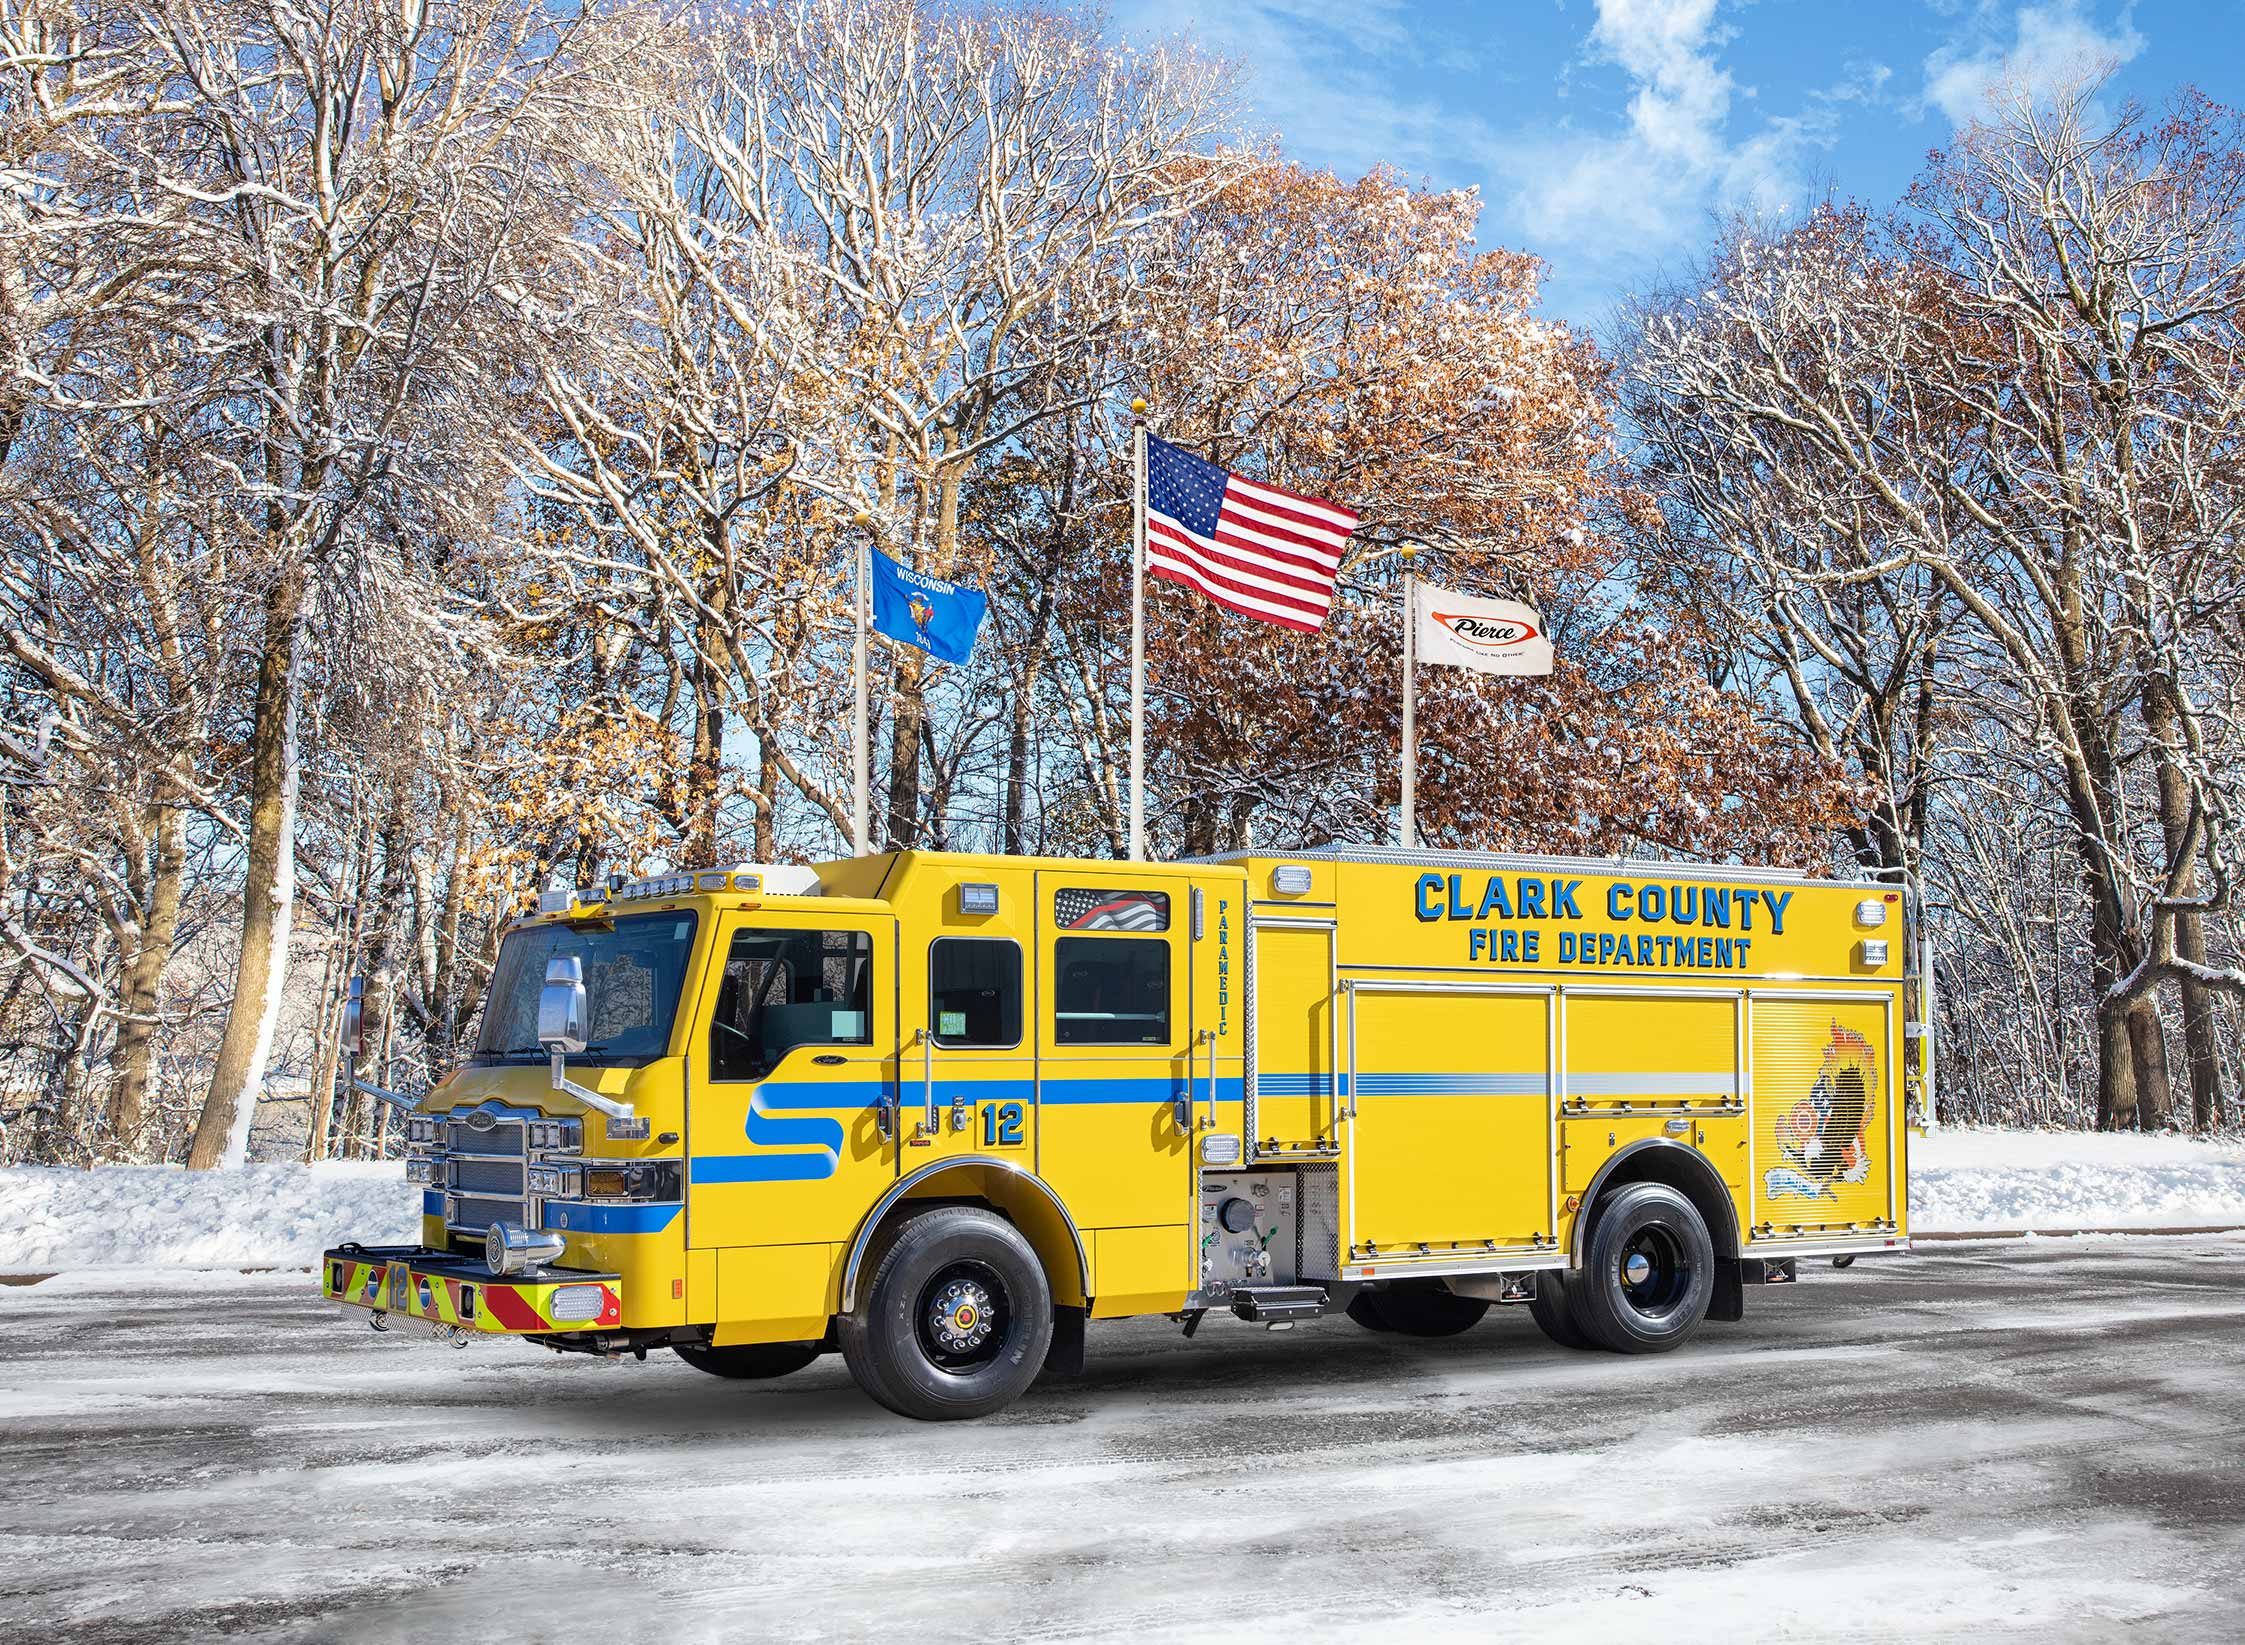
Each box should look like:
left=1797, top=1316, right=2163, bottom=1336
left=1130, top=398, right=1148, bottom=417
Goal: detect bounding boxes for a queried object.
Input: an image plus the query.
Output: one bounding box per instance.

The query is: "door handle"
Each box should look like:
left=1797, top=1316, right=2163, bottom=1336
left=915, top=1027, right=936, bottom=1136
left=1199, top=1028, right=1218, bottom=1131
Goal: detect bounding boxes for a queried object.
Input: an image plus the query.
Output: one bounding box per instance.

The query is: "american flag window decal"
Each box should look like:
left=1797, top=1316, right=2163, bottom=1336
left=1052, top=888, right=1170, bottom=933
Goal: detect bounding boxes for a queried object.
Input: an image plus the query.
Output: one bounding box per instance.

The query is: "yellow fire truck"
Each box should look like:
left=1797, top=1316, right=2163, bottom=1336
left=324, top=847, right=1913, bottom=1419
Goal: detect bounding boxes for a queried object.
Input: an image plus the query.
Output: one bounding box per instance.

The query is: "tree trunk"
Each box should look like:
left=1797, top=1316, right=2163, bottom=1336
left=2094, top=990, right=2137, bottom=1132
left=2144, top=672, right=2227, bottom=1129
left=884, top=646, right=925, bottom=847
left=684, top=558, right=729, bottom=864
left=2125, top=999, right=2174, bottom=1131
left=108, top=799, right=185, bottom=1153
left=187, top=569, right=308, bottom=1170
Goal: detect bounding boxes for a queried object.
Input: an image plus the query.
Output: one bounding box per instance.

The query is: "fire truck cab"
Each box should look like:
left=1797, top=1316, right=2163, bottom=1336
left=324, top=847, right=1912, bottom=1419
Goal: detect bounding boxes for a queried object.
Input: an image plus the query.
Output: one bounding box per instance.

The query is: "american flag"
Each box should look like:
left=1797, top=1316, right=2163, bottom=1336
left=1143, top=434, right=1357, bottom=633
left=1053, top=887, right=1169, bottom=932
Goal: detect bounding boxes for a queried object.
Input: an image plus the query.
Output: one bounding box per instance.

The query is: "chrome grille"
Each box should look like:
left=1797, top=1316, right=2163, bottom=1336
left=444, top=1115, right=530, bottom=1233
left=450, top=1156, right=524, bottom=1196
left=446, top=1120, right=526, bottom=1157
left=448, top=1195, right=520, bottom=1234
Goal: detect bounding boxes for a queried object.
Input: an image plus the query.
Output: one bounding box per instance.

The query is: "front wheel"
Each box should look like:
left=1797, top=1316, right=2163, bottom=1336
left=840, top=1206, right=1054, bottom=1421
left=1528, top=1270, right=1594, bottom=1350
left=673, top=1341, right=823, bottom=1380
left=1571, top=1182, right=1715, bottom=1355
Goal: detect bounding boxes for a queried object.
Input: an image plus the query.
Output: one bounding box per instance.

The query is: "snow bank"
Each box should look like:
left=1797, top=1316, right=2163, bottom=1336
left=5, top=1130, right=2245, bottom=1271
left=0, top=1162, right=416, bottom=1271
left=1912, top=1127, right=2245, bottom=1232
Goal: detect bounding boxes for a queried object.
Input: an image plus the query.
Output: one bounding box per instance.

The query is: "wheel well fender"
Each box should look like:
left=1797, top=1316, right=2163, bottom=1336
left=1569, top=1139, right=1740, bottom=1268
left=839, top=1156, right=1089, bottom=1312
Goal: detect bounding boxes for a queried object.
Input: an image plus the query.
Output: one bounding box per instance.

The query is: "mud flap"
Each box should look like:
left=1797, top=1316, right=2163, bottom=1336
left=1043, top=1304, right=1086, bottom=1376
left=1709, top=1259, right=1745, bottom=1323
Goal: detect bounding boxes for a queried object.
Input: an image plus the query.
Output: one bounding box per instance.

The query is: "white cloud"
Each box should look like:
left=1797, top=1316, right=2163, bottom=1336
left=1920, top=2, right=2146, bottom=126
left=1502, top=1, right=1868, bottom=271
left=1114, top=0, right=1494, bottom=181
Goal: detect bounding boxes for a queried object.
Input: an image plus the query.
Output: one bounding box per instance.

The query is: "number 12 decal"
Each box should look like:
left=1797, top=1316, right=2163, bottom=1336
left=980, top=1100, right=1025, bottom=1148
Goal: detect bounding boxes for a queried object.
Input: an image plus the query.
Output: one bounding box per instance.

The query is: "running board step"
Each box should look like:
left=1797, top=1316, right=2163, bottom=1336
left=1229, top=1285, right=1329, bottom=1323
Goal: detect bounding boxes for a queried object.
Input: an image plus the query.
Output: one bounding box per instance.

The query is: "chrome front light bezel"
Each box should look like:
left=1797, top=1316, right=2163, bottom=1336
left=405, top=1115, right=439, bottom=1147
left=527, top=1162, right=577, bottom=1198
left=404, top=1155, right=438, bottom=1185
left=527, top=1118, right=583, bottom=1154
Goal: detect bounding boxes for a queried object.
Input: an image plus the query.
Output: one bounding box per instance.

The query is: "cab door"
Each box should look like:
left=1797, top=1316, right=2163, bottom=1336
left=687, top=911, right=897, bottom=1249
left=1033, top=873, right=1195, bottom=1243
left=899, top=919, right=1037, bottom=1168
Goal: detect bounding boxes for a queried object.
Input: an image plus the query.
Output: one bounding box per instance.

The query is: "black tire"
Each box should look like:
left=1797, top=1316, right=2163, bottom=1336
left=1571, top=1182, right=1715, bottom=1355
left=673, top=1341, right=822, bottom=1380
left=1345, top=1289, right=1398, bottom=1332
left=840, top=1205, right=1053, bottom=1421
left=1831, top=1255, right=1856, bottom=1270
left=1529, top=1269, right=1595, bottom=1350
left=1363, top=1281, right=1489, bottom=1338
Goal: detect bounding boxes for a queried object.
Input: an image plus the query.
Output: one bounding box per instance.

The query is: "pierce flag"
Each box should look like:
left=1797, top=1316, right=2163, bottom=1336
left=1412, top=582, right=1553, bottom=676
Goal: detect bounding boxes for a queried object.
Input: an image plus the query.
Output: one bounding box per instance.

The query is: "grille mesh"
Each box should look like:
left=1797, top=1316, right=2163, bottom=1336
left=450, top=1157, right=523, bottom=1195
left=446, top=1121, right=526, bottom=1157
left=448, top=1195, right=519, bottom=1233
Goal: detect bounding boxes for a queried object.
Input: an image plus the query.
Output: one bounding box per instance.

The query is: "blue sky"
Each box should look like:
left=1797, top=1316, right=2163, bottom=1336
left=1110, top=1, right=2240, bottom=333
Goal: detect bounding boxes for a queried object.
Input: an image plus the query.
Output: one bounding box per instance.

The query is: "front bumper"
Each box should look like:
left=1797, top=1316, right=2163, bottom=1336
left=323, top=1244, right=623, bottom=1334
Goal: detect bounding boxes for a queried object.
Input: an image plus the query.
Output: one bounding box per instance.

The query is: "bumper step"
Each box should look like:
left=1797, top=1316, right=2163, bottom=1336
left=1229, top=1284, right=1329, bottom=1323
left=323, top=1244, right=623, bottom=1335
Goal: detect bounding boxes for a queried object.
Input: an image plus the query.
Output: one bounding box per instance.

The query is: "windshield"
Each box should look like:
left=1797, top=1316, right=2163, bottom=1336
left=473, top=912, right=699, bottom=1065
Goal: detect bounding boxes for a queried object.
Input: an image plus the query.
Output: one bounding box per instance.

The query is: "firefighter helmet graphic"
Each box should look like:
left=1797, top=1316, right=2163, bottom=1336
left=1766, top=1021, right=1875, bottom=1201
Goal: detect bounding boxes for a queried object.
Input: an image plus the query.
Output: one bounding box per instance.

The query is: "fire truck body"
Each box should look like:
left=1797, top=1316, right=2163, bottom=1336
left=324, top=847, right=1910, bottom=1418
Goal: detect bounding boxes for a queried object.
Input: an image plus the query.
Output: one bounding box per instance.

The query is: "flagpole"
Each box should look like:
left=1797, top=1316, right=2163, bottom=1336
left=850, top=510, right=871, bottom=855
left=1128, top=398, right=1148, bottom=862
left=1400, top=542, right=1418, bottom=849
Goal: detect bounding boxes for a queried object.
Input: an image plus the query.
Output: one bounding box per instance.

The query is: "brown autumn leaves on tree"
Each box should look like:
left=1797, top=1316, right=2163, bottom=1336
left=25, top=0, right=2231, bottom=1168
left=1088, top=163, right=1851, bottom=861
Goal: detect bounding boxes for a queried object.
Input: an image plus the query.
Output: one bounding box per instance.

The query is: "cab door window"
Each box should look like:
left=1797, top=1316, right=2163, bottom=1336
left=930, top=938, right=1022, bottom=1048
left=709, top=928, right=872, bottom=1080
left=1053, top=936, right=1170, bottom=1045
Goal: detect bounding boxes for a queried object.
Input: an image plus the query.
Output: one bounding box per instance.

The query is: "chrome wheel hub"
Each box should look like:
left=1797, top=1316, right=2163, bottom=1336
left=1621, top=1252, right=1654, bottom=1287
left=927, top=1277, right=997, bottom=1356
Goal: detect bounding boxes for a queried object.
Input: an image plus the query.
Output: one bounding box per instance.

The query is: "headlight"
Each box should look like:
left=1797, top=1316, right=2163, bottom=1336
left=527, top=1163, right=574, bottom=1197
left=527, top=1119, right=582, bottom=1153
left=576, top=1161, right=682, bottom=1201
left=405, top=1156, right=436, bottom=1185
left=406, top=1116, right=438, bottom=1146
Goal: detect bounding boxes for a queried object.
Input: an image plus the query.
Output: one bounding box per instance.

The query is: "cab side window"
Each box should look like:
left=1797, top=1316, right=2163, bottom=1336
left=931, top=938, right=1021, bottom=1047
left=709, top=928, right=872, bottom=1081
left=1053, top=936, right=1169, bottom=1045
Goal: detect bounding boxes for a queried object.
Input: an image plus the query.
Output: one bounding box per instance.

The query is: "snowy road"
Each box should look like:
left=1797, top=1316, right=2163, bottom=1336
left=3, top=1240, right=2242, bottom=1644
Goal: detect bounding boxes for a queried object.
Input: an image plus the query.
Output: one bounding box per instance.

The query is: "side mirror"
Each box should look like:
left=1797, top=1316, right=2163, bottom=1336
left=538, top=955, right=588, bottom=1054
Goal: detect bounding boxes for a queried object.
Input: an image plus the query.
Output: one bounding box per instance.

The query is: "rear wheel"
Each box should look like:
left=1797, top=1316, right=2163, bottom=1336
left=1528, top=1270, right=1595, bottom=1349
left=840, top=1205, right=1053, bottom=1421
left=1345, top=1289, right=1398, bottom=1332
left=673, top=1341, right=822, bottom=1380
left=1571, top=1182, right=1715, bottom=1354
left=1364, top=1281, right=1489, bottom=1338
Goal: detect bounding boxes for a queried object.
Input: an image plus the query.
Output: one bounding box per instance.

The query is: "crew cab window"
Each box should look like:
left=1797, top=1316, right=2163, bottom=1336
left=1052, top=886, right=1170, bottom=932
left=709, top=927, right=873, bottom=1081
left=1053, top=937, right=1169, bottom=1046
left=931, top=938, right=1021, bottom=1048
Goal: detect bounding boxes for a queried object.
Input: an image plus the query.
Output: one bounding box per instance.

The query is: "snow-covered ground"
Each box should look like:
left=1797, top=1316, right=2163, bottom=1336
left=1913, top=1127, right=2245, bottom=1233
left=2, top=1241, right=2241, bottom=1642
left=4, top=1128, right=2244, bottom=1272
left=0, top=1161, right=416, bottom=1271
